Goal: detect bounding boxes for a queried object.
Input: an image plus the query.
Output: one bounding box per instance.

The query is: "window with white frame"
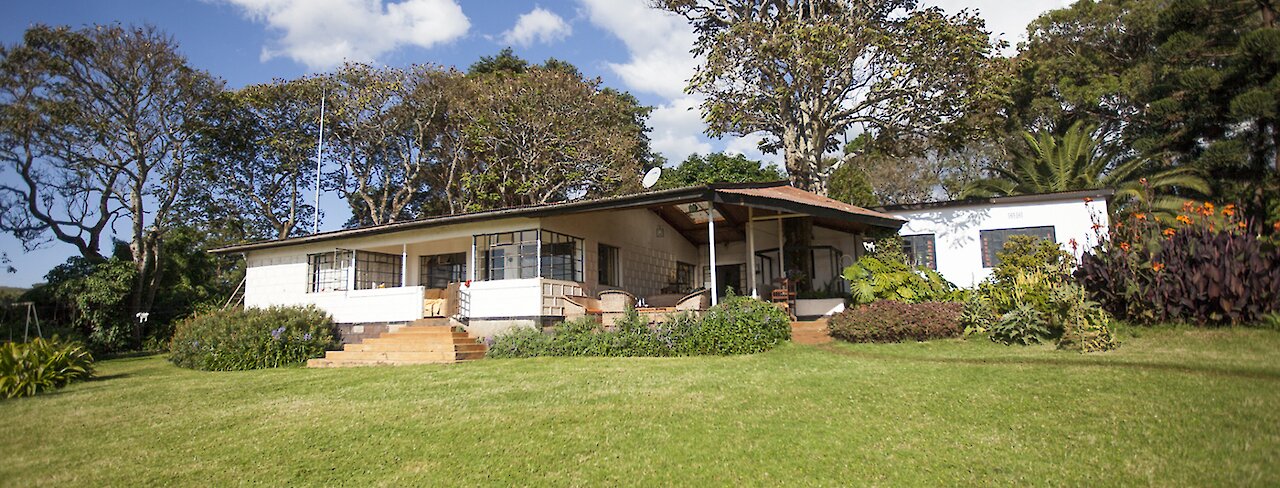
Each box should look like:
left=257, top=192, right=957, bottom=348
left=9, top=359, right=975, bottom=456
left=902, top=234, right=937, bottom=270
left=980, top=226, right=1056, bottom=267
left=420, top=253, right=467, bottom=289
left=308, top=250, right=353, bottom=293
left=473, top=230, right=584, bottom=282
left=353, top=251, right=402, bottom=289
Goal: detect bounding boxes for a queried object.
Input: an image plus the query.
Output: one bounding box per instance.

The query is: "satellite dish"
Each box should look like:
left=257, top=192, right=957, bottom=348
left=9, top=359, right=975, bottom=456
left=641, top=166, right=662, bottom=189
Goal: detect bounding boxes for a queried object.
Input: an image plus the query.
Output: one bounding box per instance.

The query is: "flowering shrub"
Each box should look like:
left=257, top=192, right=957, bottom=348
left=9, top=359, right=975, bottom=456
left=1077, top=200, right=1280, bottom=325
left=827, top=301, right=963, bottom=343
left=488, top=296, right=791, bottom=358
left=168, top=306, right=336, bottom=371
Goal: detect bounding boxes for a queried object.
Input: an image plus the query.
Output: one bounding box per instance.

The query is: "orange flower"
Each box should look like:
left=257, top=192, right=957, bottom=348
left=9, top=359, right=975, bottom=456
left=1092, top=223, right=1104, bottom=231
left=1274, top=221, right=1280, bottom=232
left=1223, top=204, right=1236, bottom=217
left=1238, top=221, right=1248, bottom=229
left=1120, top=242, right=1131, bottom=252
left=1182, top=201, right=1195, bottom=212
left=1083, top=197, right=1093, bottom=203
left=1135, top=213, right=1147, bottom=221
left=1152, top=262, right=1165, bottom=272
left=1163, top=228, right=1177, bottom=237
left=1176, top=215, right=1193, bottom=225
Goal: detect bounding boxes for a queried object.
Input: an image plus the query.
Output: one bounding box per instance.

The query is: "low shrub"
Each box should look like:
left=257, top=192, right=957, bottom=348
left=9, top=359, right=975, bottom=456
left=684, top=295, right=791, bottom=355
left=168, top=306, right=336, bottom=371
left=827, top=301, right=963, bottom=343
left=489, top=295, right=791, bottom=358
left=843, top=237, right=959, bottom=305
left=0, top=337, right=95, bottom=399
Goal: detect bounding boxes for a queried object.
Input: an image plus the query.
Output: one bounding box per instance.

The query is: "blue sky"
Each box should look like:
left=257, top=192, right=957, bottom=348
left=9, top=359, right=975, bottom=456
left=0, top=0, right=1068, bottom=287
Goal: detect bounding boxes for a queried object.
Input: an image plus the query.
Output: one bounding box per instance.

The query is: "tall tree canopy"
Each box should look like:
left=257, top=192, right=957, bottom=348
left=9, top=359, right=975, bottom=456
left=193, top=77, right=323, bottom=240
left=1012, top=0, right=1279, bottom=223
left=0, top=24, right=221, bottom=345
left=654, top=152, right=782, bottom=190
left=657, top=0, right=997, bottom=194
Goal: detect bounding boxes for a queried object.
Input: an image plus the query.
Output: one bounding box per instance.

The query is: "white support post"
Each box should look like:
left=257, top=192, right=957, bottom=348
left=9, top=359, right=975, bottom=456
left=469, top=237, right=477, bottom=282
left=401, top=244, right=408, bottom=287
left=707, top=203, right=718, bottom=306
left=747, top=207, right=757, bottom=299
left=535, top=228, right=543, bottom=279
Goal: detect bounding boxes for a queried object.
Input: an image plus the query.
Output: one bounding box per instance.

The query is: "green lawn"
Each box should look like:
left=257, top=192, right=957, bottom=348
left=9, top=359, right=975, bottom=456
left=3, top=327, right=1279, bottom=486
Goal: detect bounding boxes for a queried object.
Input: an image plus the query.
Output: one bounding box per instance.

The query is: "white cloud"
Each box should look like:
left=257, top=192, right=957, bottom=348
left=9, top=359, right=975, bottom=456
left=500, top=7, right=572, bottom=47
left=649, top=97, right=712, bottom=163
left=578, top=0, right=698, bottom=99
left=220, top=0, right=470, bottom=70
left=724, top=133, right=784, bottom=168
left=923, top=0, right=1071, bottom=55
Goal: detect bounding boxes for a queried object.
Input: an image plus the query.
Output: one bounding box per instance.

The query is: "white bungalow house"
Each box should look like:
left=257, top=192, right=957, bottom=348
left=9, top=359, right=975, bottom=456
left=212, top=182, right=905, bottom=340
left=878, top=189, right=1113, bottom=288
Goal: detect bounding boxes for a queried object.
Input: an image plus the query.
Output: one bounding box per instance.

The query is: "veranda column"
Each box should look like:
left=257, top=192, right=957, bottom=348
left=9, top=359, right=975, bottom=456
left=401, top=244, right=408, bottom=287
left=777, top=218, right=785, bottom=279
left=747, top=207, right=757, bottom=298
left=707, top=203, right=718, bottom=306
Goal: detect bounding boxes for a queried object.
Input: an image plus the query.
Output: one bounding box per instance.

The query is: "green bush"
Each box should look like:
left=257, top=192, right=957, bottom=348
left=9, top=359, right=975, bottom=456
left=827, top=301, right=963, bottom=343
left=0, top=337, right=95, bottom=399
left=961, top=235, right=1117, bottom=352
left=489, top=296, right=791, bottom=358
left=684, top=295, right=791, bottom=355
left=168, top=306, right=336, bottom=371
left=843, top=237, right=958, bottom=305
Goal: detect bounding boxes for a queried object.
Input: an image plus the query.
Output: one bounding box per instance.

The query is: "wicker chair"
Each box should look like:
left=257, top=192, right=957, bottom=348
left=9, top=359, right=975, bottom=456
left=597, top=289, right=637, bottom=312
left=674, top=288, right=711, bottom=311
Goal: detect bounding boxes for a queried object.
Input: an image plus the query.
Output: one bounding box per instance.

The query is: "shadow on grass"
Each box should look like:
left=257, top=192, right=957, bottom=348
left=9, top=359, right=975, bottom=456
left=816, top=343, right=1280, bottom=382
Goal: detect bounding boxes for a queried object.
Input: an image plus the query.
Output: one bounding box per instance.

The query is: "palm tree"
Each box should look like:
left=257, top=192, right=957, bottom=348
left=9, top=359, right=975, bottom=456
left=963, top=122, right=1210, bottom=216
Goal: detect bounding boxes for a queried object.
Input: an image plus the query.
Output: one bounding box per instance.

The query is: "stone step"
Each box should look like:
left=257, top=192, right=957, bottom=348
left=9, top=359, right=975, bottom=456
left=454, top=343, right=488, bottom=353
left=307, top=358, right=451, bottom=368
left=455, top=351, right=487, bottom=361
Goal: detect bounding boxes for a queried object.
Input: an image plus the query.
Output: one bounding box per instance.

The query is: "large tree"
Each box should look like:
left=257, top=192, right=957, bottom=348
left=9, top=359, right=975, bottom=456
left=325, top=63, right=453, bottom=227
left=0, top=24, right=220, bottom=346
left=656, top=0, right=996, bottom=194
left=446, top=65, right=651, bottom=210
left=193, top=77, right=322, bottom=240
left=1013, top=0, right=1280, bottom=224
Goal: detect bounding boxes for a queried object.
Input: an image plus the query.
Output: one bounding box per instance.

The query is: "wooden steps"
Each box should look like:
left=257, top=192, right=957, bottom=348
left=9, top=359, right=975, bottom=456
left=307, top=320, right=487, bottom=367
left=791, top=319, right=833, bottom=345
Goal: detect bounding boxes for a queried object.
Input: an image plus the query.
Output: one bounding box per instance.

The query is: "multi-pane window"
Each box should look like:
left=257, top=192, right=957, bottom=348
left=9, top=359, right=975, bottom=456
left=354, top=251, right=402, bottom=289
left=980, top=226, right=1057, bottom=267
left=308, top=250, right=353, bottom=293
left=420, top=253, right=466, bottom=289
left=902, top=234, right=937, bottom=270
left=474, top=229, right=583, bottom=282
left=598, top=243, right=621, bottom=286
left=541, top=231, right=584, bottom=282
left=675, top=261, right=697, bottom=293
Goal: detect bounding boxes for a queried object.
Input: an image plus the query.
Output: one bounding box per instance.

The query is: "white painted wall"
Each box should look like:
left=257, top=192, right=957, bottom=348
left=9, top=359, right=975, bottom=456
left=463, top=278, right=545, bottom=318
left=885, top=198, right=1110, bottom=288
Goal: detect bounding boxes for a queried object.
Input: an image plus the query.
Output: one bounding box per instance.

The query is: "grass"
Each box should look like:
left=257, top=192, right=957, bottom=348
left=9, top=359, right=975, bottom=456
left=2, top=326, right=1279, bottom=486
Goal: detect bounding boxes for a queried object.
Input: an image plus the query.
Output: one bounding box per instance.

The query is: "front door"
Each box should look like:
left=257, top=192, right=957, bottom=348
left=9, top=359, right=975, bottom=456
left=714, top=264, right=743, bottom=301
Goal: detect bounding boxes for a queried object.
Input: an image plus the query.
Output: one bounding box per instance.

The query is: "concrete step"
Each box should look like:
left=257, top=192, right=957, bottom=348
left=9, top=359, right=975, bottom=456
left=412, top=318, right=453, bottom=327
left=307, top=358, right=452, bottom=368
left=343, top=342, right=459, bottom=353
left=454, top=343, right=487, bottom=353
left=323, top=350, right=456, bottom=362
left=455, top=351, right=486, bottom=360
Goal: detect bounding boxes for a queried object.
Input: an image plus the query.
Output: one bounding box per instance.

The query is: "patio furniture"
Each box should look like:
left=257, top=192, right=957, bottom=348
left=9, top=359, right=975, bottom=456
left=674, top=288, right=710, bottom=311
left=423, top=288, right=447, bottom=317
left=597, top=289, right=637, bottom=312
left=562, top=295, right=603, bottom=321
left=645, top=293, right=685, bottom=308
left=771, top=278, right=797, bottom=320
